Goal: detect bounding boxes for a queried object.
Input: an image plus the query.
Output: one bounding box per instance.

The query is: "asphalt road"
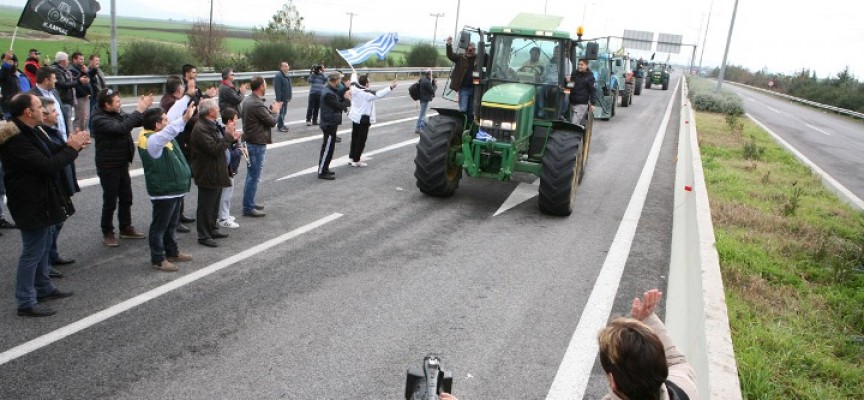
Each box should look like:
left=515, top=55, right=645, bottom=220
left=726, top=84, right=864, bottom=202
left=0, top=75, right=682, bottom=399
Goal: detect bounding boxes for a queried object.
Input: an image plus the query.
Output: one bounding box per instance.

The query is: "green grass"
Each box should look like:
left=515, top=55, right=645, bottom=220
left=697, top=111, right=864, bottom=398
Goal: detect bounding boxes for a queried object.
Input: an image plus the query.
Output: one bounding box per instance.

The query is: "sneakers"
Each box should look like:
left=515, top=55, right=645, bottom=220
left=176, top=224, right=191, bottom=233
left=318, top=171, right=336, bottom=180
left=278, top=126, right=290, bottom=132
left=103, top=232, right=119, bottom=247
left=0, top=218, right=16, bottom=229
left=349, top=161, right=368, bottom=168
left=167, top=252, right=193, bottom=263
left=254, top=205, right=264, bottom=211
left=218, top=218, right=240, bottom=229
left=119, top=226, right=146, bottom=239
left=152, top=260, right=179, bottom=272
left=306, top=121, right=312, bottom=126
left=243, top=209, right=266, bottom=217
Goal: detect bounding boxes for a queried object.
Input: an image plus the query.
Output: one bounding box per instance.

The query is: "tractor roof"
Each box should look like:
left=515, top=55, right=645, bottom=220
left=488, top=13, right=571, bottom=39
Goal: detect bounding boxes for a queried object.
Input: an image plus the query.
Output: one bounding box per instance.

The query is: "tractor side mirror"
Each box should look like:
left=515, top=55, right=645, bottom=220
left=458, top=31, right=471, bottom=50
left=584, top=42, right=599, bottom=60
left=615, top=59, right=622, bottom=67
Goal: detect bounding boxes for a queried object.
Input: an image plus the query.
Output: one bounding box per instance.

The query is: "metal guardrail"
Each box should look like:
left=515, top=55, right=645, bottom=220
left=104, top=67, right=451, bottom=97
left=727, top=81, right=864, bottom=120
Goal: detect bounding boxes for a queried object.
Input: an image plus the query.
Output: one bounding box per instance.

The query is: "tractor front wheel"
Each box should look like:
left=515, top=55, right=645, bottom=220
left=662, top=79, right=669, bottom=90
left=539, top=131, right=584, bottom=216
left=414, top=115, right=464, bottom=197
left=634, top=79, right=643, bottom=95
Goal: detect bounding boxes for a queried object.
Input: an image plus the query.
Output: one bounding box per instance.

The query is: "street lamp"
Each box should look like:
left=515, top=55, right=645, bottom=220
left=716, top=0, right=739, bottom=92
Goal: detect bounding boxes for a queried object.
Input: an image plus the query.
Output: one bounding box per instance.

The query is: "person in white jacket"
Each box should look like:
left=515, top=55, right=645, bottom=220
left=347, top=74, right=397, bottom=167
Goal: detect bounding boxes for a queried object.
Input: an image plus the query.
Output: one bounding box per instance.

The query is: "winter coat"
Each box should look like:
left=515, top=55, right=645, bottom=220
left=418, top=75, right=436, bottom=102
left=0, top=119, right=78, bottom=230
left=91, top=107, right=144, bottom=168
left=88, top=66, right=107, bottom=94
left=348, top=85, right=392, bottom=125
left=274, top=71, right=293, bottom=102
left=239, top=93, right=277, bottom=145
left=307, top=72, right=327, bottom=95
left=51, top=62, right=77, bottom=105
left=218, top=80, right=244, bottom=114
left=71, top=64, right=91, bottom=98
left=446, top=44, right=476, bottom=91
left=24, top=58, right=40, bottom=86
left=189, top=117, right=232, bottom=189
left=0, top=62, right=21, bottom=111
left=319, top=84, right=349, bottom=127
left=569, top=69, right=598, bottom=106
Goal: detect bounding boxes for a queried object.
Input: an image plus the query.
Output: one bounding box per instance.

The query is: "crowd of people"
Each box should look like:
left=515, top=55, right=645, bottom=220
left=0, top=48, right=407, bottom=318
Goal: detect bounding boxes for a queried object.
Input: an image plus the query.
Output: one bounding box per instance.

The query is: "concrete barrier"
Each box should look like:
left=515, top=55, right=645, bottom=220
left=666, top=77, right=743, bottom=399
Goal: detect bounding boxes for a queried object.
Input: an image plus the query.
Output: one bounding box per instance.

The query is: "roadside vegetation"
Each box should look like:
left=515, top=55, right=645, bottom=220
left=689, top=77, right=864, bottom=398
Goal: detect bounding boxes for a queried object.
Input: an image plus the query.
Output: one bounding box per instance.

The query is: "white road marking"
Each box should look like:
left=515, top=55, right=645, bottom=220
left=749, top=114, right=864, bottom=210
left=766, top=105, right=784, bottom=114
left=804, top=123, right=832, bottom=136
left=276, top=137, right=420, bottom=181
left=0, top=213, right=343, bottom=366
left=493, top=179, right=540, bottom=216
left=545, top=79, right=681, bottom=400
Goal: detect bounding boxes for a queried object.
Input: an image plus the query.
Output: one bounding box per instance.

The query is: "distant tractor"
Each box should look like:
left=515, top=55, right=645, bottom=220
left=645, top=62, right=670, bottom=90
left=414, top=14, right=599, bottom=216
left=588, top=52, right=618, bottom=120
left=632, top=58, right=645, bottom=95
left=612, top=55, right=634, bottom=107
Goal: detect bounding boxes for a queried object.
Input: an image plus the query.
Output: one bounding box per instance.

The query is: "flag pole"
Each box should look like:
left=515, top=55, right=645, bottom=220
left=9, top=27, right=18, bottom=51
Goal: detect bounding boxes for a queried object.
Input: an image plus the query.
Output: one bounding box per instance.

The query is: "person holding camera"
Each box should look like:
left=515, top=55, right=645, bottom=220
left=347, top=74, right=396, bottom=167
left=306, top=65, right=327, bottom=126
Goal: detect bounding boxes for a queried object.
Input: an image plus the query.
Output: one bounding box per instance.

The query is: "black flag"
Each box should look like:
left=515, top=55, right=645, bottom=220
left=17, top=0, right=101, bottom=39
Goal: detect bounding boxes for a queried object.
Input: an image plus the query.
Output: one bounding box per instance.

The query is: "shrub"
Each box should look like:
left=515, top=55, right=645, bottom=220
left=406, top=43, right=440, bottom=67
left=211, top=53, right=252, bottom=73
left=246, top=41, right=312, bottom=71
left=688, top=77, right=744, bottom=115
left=118, top=41, right=197, bottom=75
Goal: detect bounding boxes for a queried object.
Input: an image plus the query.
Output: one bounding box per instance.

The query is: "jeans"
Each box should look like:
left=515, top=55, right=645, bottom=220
left=349, top=122, right=370, bottom=162
left=318, top=125, right=337, bottom=174
left=196, top=187, right=222, bottom=241
left=149, top=197, right=182, bottom=264
left=306, top=93, right=321, bottom=123
left=458, top=87, right=474, bottom=121
left=49, top=222, right=63, bottom=263
left=98, top=166, right=133, bottom=234
left=242, top=144, right=266, bottom=214
left=0, top=158, right=6, bottom=219
left=16, top=226, right=56, bottom=309
left=277, top=101, right=288, bottom=129
left=60, top=103, right=73, bottom=138
left=218, top=176, right=234, bottom=221
left=416, top=100, right=430, bottom=130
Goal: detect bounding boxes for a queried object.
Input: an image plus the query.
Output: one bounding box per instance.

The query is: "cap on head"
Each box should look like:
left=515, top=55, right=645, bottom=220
left=55, top=52, right=69, bottom=62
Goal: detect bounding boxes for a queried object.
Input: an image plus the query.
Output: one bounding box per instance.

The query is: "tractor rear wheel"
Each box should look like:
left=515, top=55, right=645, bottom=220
left=611, top=92, right=617, bottom=117
left=634, top=79, right=643, bottom=95
left=414, top=115, right=463, bottom=197
left=645, top=79, right=651, bottom=89
left=621, top=85, right=631, bottom=107
left=539, top=131, right=584, bottom=216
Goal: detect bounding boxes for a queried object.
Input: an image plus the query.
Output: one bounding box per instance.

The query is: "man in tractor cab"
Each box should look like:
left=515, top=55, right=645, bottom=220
left=537, top=45, right=571, bottom=119
left=520, top=47, right=545, bottom=79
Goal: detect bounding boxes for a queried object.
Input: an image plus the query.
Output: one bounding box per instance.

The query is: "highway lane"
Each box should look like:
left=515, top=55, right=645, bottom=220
left=726, top=84, right=864, bottom=203
left=0, top=76, right=682, bottom=399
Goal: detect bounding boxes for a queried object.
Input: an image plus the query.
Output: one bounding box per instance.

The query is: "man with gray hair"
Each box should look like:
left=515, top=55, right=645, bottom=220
left=51, top=51, right=88, bottom=137
left=190, top=98, right=239, bottom=248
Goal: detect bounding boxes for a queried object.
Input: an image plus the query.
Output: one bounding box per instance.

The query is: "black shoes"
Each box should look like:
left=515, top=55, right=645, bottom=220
left=243, top=209, right=266, bottom=217
left=180, top=215, right=196, bottom=223
left=49, top=268, right=64, bottom=278
left=52, top=257, right=75, bottom=266
left=37, top=289, right=74, bottom=301
left=318, top=171, right=335, bottom=180
left=254, top=204, right=264, bottom=211
left=211, top=231, right=229, bottom=239
left=198, top=238, right=219, bottom=248
left=334, top=136, right=342, bottom=143
left=278, top=126, right=289, bottom=132
left=0, top=218, right=17, bottom=229
left=18, top=304, right=56, bottom=317
left=176, top=224, right=191, bottom=233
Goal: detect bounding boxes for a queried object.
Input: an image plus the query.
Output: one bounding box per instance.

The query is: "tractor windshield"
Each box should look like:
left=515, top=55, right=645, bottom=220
left=488, top=35, right=569, bottom=86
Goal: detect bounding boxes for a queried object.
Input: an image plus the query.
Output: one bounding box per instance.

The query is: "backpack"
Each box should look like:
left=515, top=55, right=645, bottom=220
left=665, top=380, right=690, bottom=400
left=408, top=80, right=421, bottom=101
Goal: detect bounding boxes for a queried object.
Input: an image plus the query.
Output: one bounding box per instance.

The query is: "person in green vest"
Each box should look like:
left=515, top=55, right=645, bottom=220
left=137, top=94, right=196, bottom=272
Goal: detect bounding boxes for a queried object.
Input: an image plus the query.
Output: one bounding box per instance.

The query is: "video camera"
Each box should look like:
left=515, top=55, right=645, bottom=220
left=405, top=355, right=453, bottom=400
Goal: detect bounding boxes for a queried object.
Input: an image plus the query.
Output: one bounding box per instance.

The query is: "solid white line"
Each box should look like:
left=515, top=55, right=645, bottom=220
left=0, top=213, right=343, bottom=366
left=765, top=105, right=784, bottom=114
left=276, top=137, right=420, bottom=181
left=749, top=114, right=864, bottom=210
left=545, top=79, right=681, bottom=400
left=804, top=123, right=831, bottom=136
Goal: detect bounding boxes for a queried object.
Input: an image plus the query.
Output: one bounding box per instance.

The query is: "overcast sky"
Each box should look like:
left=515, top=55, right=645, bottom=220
left=3, top=0, right=862, bottom=78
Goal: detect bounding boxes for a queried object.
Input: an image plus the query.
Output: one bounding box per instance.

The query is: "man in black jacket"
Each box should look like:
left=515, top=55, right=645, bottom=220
left=51, top=52, right=88, bottom=137
left=70, top=52, right=92, bottom=132
left=91, top=88, right=151, bottom=246
left=317, top=72, right=352, bottom=180
left=568, top=59, right=597, bottom=126
left=415, top=69, right=436, bottom=134
left=0, top=93, right=88, bottom=317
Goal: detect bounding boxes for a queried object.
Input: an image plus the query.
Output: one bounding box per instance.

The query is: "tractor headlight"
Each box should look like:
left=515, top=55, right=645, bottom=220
left=499, top=121, right=516, bottom=131
left=480, top=119, right=494, bottom=128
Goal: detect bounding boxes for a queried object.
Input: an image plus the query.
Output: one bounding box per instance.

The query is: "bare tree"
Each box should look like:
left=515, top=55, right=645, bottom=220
left=186, top=19, right=226, bottom=66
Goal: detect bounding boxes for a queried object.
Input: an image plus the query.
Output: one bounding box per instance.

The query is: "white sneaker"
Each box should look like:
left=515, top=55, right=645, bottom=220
left=217, top=219, right=240, bottom=229
left=349, top=161, right=368, bottom=168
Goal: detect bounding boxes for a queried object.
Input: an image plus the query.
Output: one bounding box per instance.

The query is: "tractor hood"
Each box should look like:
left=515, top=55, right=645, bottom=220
left=481, top=83, right=536, bottom=109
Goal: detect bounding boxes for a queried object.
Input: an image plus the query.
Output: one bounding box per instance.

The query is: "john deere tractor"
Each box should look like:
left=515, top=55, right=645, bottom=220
left=413, top=13, right=599, bottom=216
left=645, top=62, right=670, bottom=90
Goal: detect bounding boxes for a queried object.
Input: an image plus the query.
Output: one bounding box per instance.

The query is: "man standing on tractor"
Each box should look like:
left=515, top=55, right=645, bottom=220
left=445, top=36, right=477, bottom=123
left=568, top=59, right=597, bottom=126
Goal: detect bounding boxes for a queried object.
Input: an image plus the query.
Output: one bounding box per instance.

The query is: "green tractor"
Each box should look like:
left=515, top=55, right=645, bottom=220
left=414, top=14, right=598, bottom=216
left=645, top=62, right=670, bottom=90
left=612, top=54, right=634, bottom=107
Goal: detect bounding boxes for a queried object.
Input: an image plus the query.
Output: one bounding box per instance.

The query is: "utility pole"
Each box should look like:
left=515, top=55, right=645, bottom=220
left=454, top=0, right=461, bottom=39
left=698, top=0, right=713, bottom=74
left=346, top=12, right=358, bottom=40
left=208, top=0, right=214, bottom=59
left=430, top=12, right=445, bottom=44
left=716, top=0, right=739, bottom=92
left=110, top=0, right=117, bottom=75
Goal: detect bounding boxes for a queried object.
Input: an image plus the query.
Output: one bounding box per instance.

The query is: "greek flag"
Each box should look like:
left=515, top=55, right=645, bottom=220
left=337, top=33, right=399, bottom=65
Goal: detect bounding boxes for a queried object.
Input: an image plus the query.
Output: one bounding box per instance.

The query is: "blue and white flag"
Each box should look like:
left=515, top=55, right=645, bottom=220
left=337, top=32, right=399, bottom=65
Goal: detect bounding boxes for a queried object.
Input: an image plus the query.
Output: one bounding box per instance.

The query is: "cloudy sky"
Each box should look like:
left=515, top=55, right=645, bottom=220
left=3, top=0, right=862, bottom=78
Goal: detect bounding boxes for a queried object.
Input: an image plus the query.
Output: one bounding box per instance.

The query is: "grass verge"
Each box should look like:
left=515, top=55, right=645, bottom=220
left=696, top=111, right=864, bottom=398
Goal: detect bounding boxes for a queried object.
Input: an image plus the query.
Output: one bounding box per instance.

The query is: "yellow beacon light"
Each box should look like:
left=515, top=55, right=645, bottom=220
left=576, top=26, right=584, bottom=39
